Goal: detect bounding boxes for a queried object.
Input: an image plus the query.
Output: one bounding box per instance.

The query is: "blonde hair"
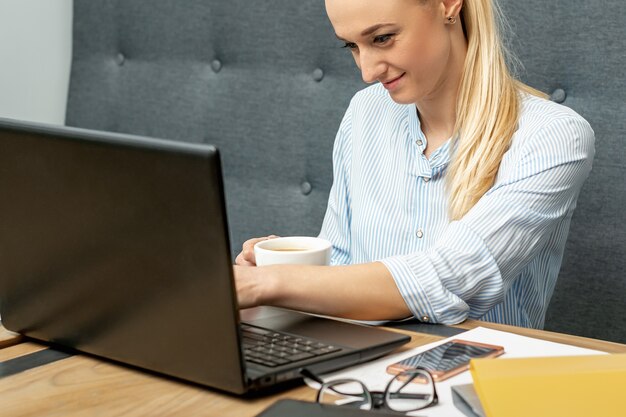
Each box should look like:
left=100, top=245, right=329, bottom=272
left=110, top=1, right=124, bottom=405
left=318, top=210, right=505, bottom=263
left=447, top=0, right=547, bottom=220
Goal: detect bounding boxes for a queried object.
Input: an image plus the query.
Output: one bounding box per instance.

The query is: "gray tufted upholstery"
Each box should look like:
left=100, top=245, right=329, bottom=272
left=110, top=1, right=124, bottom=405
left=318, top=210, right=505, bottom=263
left=496, top=0, right=626, bottom=343
left=65, top=0, right=625, bottom=343
left=66, top=0, right=365, bottom=257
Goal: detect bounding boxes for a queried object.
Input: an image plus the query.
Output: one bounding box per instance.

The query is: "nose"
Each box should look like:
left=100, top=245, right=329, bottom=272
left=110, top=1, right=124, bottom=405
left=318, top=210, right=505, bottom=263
left=357, top=50, right=386, bottom=84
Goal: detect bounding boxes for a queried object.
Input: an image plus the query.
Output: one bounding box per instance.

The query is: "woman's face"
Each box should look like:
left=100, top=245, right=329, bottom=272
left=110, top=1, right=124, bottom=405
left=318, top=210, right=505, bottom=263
left=325, top=0, right=458, bottom=105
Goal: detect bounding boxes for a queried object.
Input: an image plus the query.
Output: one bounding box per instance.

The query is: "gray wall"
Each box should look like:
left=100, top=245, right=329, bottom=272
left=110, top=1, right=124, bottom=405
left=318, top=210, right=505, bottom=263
left=0, top=0, right=72, bottom=124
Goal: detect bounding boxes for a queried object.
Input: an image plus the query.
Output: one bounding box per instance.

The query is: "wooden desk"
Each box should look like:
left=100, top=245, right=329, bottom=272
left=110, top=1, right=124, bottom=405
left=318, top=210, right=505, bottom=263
left=0, top=324, right=22, bottom=349
left=1, top=321, right=625, bottom=416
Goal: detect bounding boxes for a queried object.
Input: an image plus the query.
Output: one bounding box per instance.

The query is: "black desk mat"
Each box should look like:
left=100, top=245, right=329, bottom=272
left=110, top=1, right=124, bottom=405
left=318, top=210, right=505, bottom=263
left=0, top=348, right=74, bottom=379
left=386, top=321, right=467, bottom=337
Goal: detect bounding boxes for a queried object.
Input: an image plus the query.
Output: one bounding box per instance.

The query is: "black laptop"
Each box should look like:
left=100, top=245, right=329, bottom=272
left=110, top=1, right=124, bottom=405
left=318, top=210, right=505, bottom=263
left=0, top=118, right=409, bottom=394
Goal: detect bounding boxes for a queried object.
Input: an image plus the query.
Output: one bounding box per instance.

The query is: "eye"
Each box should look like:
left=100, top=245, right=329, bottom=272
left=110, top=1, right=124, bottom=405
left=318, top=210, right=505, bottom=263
left=341, top=42, right=358, bottom=50
left=373, top=34, right=394, bottom=45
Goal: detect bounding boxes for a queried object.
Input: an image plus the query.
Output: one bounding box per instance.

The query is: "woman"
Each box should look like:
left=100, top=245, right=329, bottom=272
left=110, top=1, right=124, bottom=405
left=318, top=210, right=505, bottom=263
left=234, top=0, right=594, bottom=328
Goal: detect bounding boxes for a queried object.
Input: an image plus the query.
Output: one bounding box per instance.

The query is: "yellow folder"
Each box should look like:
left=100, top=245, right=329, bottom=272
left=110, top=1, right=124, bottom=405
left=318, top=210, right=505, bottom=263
left=469, top=354, right=626, bottom=417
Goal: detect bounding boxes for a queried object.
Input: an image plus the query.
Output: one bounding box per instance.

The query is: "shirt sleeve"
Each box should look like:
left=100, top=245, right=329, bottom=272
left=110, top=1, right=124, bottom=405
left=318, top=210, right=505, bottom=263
left=381, top=115, right=595, bottom=324
left=318, top=107, right=353, bottom=265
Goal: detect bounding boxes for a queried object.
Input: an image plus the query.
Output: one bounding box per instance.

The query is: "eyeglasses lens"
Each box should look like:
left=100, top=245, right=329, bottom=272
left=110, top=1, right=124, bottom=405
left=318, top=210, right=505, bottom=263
left=385, top=370, right=436, bottom=412
left=318, top=380, right=372, bottom=410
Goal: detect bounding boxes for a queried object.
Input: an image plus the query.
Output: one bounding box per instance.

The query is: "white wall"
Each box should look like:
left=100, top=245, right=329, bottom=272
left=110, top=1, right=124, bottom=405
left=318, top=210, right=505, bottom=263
left=0, top=0, right=72, bottom=125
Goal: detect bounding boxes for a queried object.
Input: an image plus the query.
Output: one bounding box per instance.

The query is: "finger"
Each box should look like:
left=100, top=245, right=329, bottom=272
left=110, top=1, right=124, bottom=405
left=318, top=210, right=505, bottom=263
left=235, top=251, right=256, bottom=267
left=241, top=235, right=280, bottom=264
left=242, top=235, right=277, bottom=251
left=240, top=238, right=264, bottom=266
left=241, top=244, right=257, bottom=265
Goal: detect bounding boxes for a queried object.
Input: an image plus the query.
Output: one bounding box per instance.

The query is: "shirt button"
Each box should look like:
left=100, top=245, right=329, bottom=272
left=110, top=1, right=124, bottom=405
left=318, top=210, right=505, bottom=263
left=416, top=139, right=424, bottom=146
left=421, top=315, right=430, bottom=322
left=416, top=229, right=424, bottom=239
left=423, top=177, right=430, bottom=183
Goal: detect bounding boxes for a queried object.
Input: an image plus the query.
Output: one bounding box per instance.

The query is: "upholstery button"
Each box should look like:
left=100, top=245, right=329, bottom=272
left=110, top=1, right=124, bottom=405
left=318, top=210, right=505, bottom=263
left=416, top=228, right=424, bottom=238
left=550, top=88, right=567, bottom=103
left=301, top=181, right=312, bottom=195
left=312, top=68, right=324, bottom=82
left=211, top=59, right=222, bottom=73
left=416, top=139, right=424, bottom=146
left=116, top=53, right=125, bottom=66
left=421, top=315, right=430, bottom=322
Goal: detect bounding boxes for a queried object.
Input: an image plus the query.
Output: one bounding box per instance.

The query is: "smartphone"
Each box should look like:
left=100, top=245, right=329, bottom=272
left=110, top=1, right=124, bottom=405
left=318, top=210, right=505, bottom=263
left=386, top=339, right=504, bottom=382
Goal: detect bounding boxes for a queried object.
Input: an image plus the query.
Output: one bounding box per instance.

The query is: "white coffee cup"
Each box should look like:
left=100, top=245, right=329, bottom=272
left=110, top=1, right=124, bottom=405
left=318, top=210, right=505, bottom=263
left=254, top=236, right=332, bottom=266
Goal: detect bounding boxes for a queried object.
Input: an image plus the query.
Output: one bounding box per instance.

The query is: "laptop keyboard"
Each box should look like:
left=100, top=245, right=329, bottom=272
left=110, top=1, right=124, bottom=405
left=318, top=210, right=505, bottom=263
left=241, top=324, right=342, bottom=368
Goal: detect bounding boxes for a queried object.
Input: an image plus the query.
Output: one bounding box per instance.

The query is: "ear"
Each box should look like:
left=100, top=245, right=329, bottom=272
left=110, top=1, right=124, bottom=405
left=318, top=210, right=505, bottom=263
left=441, top=0, right=464, bottom=19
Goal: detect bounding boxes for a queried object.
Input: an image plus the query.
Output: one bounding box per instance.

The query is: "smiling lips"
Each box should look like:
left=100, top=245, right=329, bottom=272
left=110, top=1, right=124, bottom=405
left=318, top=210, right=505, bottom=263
left=382, top=73, right=405, bottom=90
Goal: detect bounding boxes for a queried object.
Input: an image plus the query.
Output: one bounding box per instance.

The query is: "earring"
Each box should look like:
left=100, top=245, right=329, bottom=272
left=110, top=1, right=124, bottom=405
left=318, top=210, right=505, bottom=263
left=446, top=16, right=457, bottom=24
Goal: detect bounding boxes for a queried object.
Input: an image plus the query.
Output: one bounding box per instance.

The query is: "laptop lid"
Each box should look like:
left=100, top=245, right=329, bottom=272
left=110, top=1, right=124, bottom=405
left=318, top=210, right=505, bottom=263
left=0, top=118, right=248, bottom=393
left=0, top=118, right=410, bottom=394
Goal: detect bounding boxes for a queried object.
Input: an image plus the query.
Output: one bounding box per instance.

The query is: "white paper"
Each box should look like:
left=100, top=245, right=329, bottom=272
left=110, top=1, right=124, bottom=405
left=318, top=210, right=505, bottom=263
left=305, top=326, right=606, bottom=417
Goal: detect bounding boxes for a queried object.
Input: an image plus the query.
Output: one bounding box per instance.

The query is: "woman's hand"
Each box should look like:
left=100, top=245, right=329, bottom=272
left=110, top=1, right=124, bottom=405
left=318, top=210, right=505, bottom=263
left=234, top=235, right=279, bottom=266
left=233, top=265, right=264, bottom=309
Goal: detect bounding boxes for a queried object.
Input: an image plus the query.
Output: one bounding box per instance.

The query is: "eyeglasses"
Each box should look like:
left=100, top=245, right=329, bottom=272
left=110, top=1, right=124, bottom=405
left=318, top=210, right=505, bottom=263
left=302, top=367, right=438, bottom=413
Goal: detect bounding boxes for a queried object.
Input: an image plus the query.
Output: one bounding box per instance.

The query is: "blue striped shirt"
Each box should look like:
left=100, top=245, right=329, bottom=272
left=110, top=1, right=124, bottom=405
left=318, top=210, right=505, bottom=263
left=319, top=83, right=595, bottom=328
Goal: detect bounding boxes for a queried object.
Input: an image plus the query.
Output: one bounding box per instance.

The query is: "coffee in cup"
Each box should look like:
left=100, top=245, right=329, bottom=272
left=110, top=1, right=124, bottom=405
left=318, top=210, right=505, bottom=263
left=254, top=236, right=332, bottom=266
